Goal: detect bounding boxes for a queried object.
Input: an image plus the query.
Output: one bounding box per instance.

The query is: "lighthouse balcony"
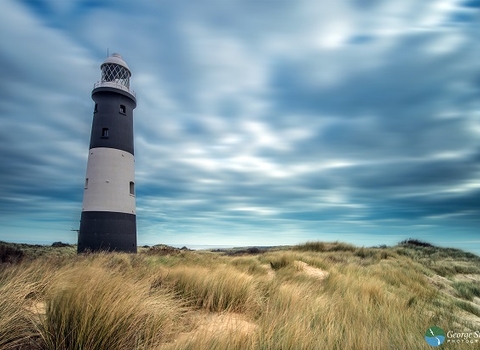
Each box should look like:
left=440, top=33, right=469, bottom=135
left=93, top=81, right=136, bottom=99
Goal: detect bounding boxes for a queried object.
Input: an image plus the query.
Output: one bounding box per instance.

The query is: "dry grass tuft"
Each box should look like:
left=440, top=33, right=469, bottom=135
left=0, top=269, right=41, bottom=349
left=1, top=240, right=479, bottom=349
left=160, top=266, right=260, bottom=314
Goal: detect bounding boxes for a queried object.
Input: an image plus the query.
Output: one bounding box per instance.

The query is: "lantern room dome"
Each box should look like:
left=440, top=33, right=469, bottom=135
left=93, top=53, right=136, bottom=101
left=101, top=53, right=130, bottom=71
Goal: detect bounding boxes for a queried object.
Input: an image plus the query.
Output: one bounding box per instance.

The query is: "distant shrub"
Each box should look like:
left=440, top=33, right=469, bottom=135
left=51, top=242, right=71, bottom=248
left=145, top=244, right=181, bottom=256
left=398, top=239, right=434, bottom=248
left=226, top=247, right=263, bottom=256
left=246, top=247, right=260, bottom=254
left=0, top=244, right=24, bottom=264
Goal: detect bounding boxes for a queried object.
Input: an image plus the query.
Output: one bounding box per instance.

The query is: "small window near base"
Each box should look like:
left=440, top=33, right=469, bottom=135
left=120, top=105, right=126, bottom=114
left=129, top=181, right=135, bottom=195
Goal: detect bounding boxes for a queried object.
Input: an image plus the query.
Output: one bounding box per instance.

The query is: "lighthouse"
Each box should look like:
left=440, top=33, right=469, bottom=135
left=78, top=53, right=137, bottom=253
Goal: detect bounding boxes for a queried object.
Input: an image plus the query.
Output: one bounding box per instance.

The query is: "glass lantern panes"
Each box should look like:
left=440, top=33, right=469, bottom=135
left=101, top=63, right=131, bottom=88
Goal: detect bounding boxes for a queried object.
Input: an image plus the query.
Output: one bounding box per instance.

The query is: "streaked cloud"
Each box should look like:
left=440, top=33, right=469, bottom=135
left=0, top=0, right=478, bottom=254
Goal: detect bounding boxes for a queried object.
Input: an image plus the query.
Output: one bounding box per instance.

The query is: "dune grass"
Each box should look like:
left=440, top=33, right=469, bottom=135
left=158, top=265, right=261, bottom=314
left=39, top=266, right=183, bottom=349
left=0, top=240, right=479, bottom=349
left=0, top=268, right=42, bottom=349
left=452, top=281, right=480, bottom=301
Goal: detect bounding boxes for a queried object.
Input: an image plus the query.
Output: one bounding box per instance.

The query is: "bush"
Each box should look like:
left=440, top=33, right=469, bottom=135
left=0, top=244, right=24, bottom=264
left=51, top=242, right=71, bottom=248
left=398, top=239, right=434, bottom=248
left=145, top=244, right=181, bottom=256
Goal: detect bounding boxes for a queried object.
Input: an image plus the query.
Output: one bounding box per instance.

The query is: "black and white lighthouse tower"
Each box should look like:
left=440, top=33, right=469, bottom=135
left=78, top=53, right=137, bottom=253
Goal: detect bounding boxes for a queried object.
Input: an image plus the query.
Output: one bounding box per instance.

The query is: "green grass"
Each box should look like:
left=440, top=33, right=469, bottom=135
left=394, top=241, right=480, bottom=277
left=0, top=240, right=479, bottom=349
left=453, top=281, right=480, bottom=301
left=455, top=300, right=480, bottom=318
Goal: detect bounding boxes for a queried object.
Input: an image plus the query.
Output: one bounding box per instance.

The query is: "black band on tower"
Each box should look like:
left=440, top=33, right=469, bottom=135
left=78, top=211, right=137, bottom=253
left=90, top=90, right=136, bottom=155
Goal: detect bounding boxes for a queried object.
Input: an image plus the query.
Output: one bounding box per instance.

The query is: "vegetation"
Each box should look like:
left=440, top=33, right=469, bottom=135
left=453, top=281, right=480, bottom=301
left=0, top=243, right=24, bottom=264
left=399, top=238, right=434, bottom=248
left=0, top=240, right=479, bottom=349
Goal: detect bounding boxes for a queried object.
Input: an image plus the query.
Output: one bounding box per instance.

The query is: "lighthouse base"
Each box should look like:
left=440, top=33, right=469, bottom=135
left=78, top=211, right=137, bottom=253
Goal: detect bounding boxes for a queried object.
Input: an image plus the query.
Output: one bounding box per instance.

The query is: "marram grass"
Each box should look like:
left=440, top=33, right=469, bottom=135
left=0, top=268, right=42, bottom=349
left=0, top=241, right=479, bottom=349
left=39, top=266, right=182, bottom=350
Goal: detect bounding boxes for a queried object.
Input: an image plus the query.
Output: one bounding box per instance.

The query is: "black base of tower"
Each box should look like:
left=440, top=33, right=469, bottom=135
left=78, top=211, right=137, bottom=253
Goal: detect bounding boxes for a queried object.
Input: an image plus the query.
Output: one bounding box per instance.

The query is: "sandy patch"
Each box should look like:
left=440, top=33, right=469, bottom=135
left=173, top=311, right=257, bottom=343
left=294, top=261, right=329, bottom=280
left=456, top=309, right=480, bottom=329
left=427, top=274, right=480, bottom=329
left=260, top=264, right=275, bottom=280
left=453, top=274, right=480, bottom=283
left=193, top=312, right=256, bottom=335
left=426, top=274, right=457, bottom=297
left=26, top=301, right=46, bottom=316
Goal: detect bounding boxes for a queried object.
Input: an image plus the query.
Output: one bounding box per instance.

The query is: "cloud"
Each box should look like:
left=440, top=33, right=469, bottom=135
left=0, top=0, right=479, bottom=254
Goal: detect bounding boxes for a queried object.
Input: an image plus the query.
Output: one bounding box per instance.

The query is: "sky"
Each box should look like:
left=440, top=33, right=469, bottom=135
left=0, top=0, right=479, bottom=254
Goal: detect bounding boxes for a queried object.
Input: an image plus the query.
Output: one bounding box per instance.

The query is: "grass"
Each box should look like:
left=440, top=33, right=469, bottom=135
left=453, top=281, right=480, bottom=301
left=455, top=300, right=480, bottom=318
left=268, top=253, right=294, bottom=270
left=40, top=266, right=183, bottom=349
left=0, top=240, right=479, bottom=349
left=159, top=265, right=260, bottom=314
left=0, top=268, right=42, bottom=349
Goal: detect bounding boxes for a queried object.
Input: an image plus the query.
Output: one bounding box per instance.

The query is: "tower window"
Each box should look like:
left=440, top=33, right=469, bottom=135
left=94, top=103, right=98, bottom=113
left=129, top=181, right=135, bottom=195
left=120, top=105, right=126, bottom=114
left=84, top=178, right=88, bottom=189
left=101, top=128, right=109, bottom=138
